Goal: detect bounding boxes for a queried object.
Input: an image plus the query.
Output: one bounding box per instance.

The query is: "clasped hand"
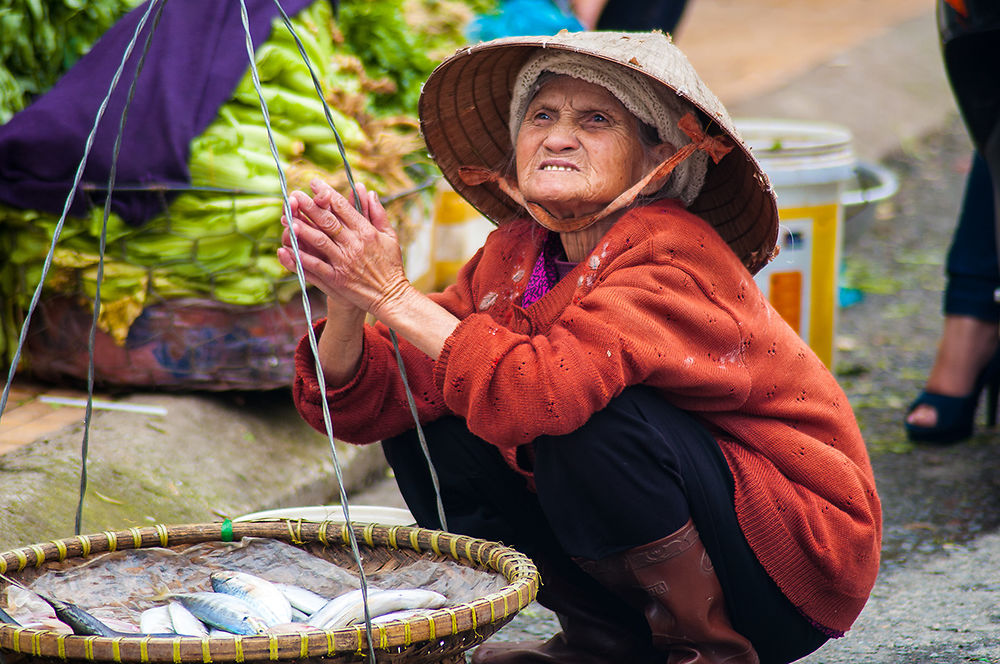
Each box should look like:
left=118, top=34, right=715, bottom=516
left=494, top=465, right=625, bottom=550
left=277, top=179, right=409, bottom=321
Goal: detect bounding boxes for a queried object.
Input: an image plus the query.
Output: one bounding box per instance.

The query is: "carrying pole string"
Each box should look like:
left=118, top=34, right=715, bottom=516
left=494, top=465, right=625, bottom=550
left=268, top=0, right=448, bottom=544
left=76, top=0, right=168, bottom=537
left=0, top=0, right=165, bottom=539
left=0, top=0, right=163, bottom=427
left=240, top=2, right=426, bottom=658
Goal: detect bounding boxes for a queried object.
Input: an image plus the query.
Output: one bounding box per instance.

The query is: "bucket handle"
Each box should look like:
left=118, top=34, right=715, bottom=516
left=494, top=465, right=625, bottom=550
left=842, top=161, right=899, bottom=207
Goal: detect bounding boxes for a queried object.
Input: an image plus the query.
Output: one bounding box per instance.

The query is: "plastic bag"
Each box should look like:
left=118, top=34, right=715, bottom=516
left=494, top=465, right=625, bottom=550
left=467, top=0, right=584, bottom=41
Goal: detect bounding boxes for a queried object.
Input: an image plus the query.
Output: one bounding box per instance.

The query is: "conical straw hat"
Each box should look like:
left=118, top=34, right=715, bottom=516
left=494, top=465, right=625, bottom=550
left=418, top=30, right=779, bottom=274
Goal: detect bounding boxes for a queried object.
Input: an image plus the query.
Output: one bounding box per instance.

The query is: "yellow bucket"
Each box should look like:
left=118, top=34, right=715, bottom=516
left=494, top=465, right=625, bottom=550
left=739, top=119, right=857, bottom=368
left=431, top=182, right=496, bottom=290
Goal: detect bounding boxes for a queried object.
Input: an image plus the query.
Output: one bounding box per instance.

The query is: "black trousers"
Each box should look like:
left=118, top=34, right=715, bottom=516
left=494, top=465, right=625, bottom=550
left=382, top=386, right=827, bottom=664
left=945, top=152, right=1000, bottom=322
left=596, top=0, right=689, bottom=35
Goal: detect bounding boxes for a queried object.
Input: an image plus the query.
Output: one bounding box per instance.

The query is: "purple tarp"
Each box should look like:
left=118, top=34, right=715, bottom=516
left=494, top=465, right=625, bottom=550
left=0, top=0, right=316, bottom=226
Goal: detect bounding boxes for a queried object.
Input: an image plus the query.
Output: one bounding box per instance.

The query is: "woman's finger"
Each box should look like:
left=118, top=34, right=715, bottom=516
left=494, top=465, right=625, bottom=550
left=277, top=245, right=344, bottom=297
left=310, top=178, right=367, bottom=221
left=292, top=190, right=347, bottom=240
left=309, top=179, right=335, bottom=209
left=280, top=193, right=301, bottom=227
left=306, top=180, right=368, bottom=233
left=280, top=217, right=352, bottom=287
left=277, top=243, right=325, bottom=278
left=281, top=222, right=325, bottom=262
left=367, top=190, right=393, bottom=235
left=353, top=182, right=370, bottom=220
left=324, top=187, right=370, bottom=232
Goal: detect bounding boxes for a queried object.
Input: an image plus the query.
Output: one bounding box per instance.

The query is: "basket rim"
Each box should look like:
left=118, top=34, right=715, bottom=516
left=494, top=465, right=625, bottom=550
left=0, top=520, right=540, bottom=662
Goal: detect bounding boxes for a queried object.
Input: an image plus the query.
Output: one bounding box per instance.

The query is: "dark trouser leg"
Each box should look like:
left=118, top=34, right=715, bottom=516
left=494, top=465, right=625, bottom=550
left=596, top=0, right=689, bottom=34
left=382, top=418, right=655, bottom=664
left=382, top=414, right=561, bottom=557
left=532, top=386, right=824, bottom=663
left=530, top=388, right=754, bottom=663
left=944, top=152, right=1000, bottom=321
left=939, top=0, right=1000, bottom=317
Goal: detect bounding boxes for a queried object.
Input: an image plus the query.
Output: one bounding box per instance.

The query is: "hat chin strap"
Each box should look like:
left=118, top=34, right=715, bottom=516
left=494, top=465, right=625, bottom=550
left=459, top=113, right=733, bottom=232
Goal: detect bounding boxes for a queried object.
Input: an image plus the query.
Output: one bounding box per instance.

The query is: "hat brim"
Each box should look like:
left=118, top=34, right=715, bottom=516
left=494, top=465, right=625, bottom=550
left=418, top=32, right=779, bottom=274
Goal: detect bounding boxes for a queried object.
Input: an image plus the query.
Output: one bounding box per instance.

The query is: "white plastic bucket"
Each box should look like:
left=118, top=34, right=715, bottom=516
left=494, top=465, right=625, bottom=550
left=738, top=118, right=857, bottom=368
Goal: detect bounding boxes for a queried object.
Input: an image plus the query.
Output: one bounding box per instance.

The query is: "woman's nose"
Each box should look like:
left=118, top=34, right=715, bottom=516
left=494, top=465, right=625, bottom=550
left=541, top=119, right=580, bottom=151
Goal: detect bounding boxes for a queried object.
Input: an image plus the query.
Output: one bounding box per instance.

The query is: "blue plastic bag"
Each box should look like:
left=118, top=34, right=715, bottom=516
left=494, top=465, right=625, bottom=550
left=467, top=0, right=584, bottom=41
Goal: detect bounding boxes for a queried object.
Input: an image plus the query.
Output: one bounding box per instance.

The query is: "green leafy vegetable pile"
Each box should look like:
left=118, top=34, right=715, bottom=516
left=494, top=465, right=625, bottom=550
left=0, top=0, right=495, bottom=367
left=0, top=0, right=145, bottom=123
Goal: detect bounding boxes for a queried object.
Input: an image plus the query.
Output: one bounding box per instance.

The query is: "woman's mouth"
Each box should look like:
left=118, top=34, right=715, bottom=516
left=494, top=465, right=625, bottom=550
left=540, top=163, right=578, bottom=172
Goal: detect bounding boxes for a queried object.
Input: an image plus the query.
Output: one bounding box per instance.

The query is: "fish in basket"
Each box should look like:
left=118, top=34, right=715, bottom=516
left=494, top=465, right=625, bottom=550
left=0, top=520, right=539, bottom=664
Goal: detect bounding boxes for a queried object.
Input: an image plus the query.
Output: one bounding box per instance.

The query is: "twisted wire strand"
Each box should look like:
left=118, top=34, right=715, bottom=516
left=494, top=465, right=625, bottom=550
left=238, top=1, right=408, bottom=657
left=0, top=9, right=449, bottom=657
left=268, top=0, right=449, bottom=535
left=77, top=0, right=168, bottom=537
left=0, top=0, right=164, bottom=536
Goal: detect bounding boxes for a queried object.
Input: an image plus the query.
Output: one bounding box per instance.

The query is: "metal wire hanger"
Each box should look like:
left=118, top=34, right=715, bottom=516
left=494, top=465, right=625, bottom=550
left=0, top=0, right=451, bottom=657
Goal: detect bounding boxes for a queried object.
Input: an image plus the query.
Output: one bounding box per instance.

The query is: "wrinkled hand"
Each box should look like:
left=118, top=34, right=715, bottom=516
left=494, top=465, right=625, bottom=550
left=277, top=179, right=409, bottom=321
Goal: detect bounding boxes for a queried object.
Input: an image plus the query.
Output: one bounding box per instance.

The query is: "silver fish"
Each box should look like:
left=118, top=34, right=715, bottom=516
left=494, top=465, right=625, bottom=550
left=170, top=592, right=268, bottom=636
left=306, top=589, right=368, bottom=629
left=139, top=605, right=174, bottom=635
left=210, top=571, right=292, bottom=626
left=0, top=606, right=20, bottom=626
left=0, top=572, right=119, bottom=637
left=167, top=601, right=209, bottom=637
left=272, top=583, right=329, bottom=616
left=33, top=593, right=119, bottom=636
left=309, top=588, right=447, bottom=630
left=368, top=608, right=437, bottom=625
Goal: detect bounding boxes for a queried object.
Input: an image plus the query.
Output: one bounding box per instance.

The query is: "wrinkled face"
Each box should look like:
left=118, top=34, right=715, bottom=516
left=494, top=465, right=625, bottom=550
left=514, top=76, right=662, bottom=225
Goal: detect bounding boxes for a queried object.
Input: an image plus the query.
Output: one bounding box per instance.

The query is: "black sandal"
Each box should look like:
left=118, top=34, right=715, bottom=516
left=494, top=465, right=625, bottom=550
left=905, top=352, right=1000, bottom=444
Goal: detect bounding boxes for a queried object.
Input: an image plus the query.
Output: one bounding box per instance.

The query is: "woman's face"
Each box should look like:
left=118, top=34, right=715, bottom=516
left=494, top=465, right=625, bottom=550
left=514, top=76, right=665, bottom=223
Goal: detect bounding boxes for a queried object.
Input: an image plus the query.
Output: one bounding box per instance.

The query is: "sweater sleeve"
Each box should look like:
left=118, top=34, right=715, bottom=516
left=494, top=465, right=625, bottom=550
left=432, top=251, right=754, bottom=448
left=292, top=320, right=442, bottom=443
left=291, top=250, right=483, bottom=444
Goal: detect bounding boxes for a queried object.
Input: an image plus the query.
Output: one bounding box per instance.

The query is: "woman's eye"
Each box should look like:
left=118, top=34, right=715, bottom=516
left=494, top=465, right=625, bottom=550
left=531, top=110, right=552, bottom=122
left=588, top=112, right=609, bottom=124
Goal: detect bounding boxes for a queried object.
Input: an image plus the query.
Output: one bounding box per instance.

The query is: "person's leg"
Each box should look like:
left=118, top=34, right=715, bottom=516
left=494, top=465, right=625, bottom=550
left=907, top=152, right=1000, bottom=440
left=532, top=386, right=827, bottom=664
left=596, top=0, right=689, bottom=34
left=944, top=153, right=1000, bottom=321
left=382, top=420, right=656, bottom=664
left=910, top=4, right=1000, bottom=441
left=382, top=416, right=553, bottom=552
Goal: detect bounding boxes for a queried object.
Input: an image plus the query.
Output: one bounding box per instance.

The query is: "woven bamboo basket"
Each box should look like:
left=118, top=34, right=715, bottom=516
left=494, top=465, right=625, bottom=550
left=0, top=521, right=540, bottom=664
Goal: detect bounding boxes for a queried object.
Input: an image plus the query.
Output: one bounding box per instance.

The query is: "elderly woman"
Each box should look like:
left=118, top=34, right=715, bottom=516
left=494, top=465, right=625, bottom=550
left=280, top=32, right=881, bottom=664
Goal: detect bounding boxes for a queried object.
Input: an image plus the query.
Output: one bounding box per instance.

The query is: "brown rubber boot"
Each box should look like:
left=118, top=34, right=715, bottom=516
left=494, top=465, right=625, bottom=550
left=471, top=557, right=658, bottom=664
left=576, top=520, right=759, bottom=664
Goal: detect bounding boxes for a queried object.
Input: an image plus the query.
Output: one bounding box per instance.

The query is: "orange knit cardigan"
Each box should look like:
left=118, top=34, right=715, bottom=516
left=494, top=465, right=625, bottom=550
left=292, top=200, right=882, bottom=636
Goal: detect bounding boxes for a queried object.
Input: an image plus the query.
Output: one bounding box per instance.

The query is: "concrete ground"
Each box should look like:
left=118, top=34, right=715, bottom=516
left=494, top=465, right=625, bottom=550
left=2, top=2, right=995, bottom=663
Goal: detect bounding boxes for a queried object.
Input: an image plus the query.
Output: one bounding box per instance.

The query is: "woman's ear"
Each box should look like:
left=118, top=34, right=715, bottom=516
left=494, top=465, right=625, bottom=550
left=650, top=141, right=677, bottom=163
left=638, top=142, right=678, bottom=196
